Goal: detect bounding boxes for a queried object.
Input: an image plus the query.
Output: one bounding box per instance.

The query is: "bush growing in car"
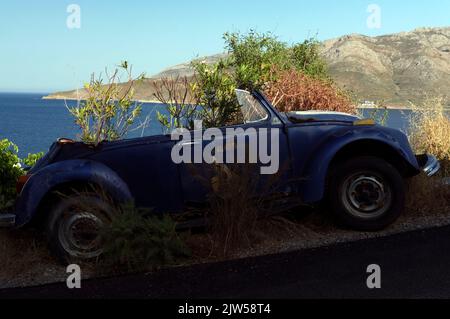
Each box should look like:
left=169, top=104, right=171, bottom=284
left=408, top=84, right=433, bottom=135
left=66, top=61, right=144, bottom=146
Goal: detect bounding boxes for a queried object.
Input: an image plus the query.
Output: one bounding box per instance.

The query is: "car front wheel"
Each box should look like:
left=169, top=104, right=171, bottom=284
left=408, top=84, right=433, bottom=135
left=328, top=156, right=405, bottom=231
left=46, top=193, right=115, bottom=264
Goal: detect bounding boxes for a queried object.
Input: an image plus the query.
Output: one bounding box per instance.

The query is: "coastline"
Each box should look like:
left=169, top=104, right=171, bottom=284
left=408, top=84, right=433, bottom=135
left=41, top=96, right=424, bottom=110
left=42, top=95, right=450, bottom=111
left=42, top=96, right=163, bottom=105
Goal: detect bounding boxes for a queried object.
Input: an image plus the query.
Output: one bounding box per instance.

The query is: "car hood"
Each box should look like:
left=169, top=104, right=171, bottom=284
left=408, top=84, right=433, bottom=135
left=286, top=111, right=360, bottom=124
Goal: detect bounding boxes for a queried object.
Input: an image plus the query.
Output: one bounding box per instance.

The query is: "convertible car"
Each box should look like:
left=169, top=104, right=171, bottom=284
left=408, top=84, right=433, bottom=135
left=0, top=90, right=440, bottom=262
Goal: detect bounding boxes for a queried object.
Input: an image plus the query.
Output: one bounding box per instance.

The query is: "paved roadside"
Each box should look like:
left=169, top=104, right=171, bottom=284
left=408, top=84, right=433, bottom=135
left=2, top=225, right=450, bottom=299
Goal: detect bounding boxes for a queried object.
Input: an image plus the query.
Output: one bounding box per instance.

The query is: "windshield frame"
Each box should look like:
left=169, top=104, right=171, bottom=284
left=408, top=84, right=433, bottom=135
left=235, top=89, right=272, bottom=125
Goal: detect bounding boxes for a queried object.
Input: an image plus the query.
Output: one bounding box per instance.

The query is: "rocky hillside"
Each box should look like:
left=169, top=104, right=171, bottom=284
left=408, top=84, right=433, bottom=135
left=322, top=27, right=450, bottom=107
left=45, top=27, right=450, bottom=107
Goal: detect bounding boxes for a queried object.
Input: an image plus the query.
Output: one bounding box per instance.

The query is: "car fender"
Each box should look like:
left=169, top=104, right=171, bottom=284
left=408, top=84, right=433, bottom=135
left=300, top=127, right=420, bottom=203
left=14, top=159, right=133, bottom=227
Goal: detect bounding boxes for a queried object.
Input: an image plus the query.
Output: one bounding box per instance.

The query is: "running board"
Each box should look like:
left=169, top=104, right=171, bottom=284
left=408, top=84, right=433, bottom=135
left=0, top=214, right=15, bottom=228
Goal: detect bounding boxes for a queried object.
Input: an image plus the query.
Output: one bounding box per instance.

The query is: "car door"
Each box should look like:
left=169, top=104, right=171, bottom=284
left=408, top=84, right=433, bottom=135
left=177, top=90, right=292, bottom=208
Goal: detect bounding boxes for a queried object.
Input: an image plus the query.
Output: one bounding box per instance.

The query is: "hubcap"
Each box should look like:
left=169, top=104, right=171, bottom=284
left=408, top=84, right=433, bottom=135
left=342, top=172, right=392, bottom=219
left=59, top=211, right=105, bottom=259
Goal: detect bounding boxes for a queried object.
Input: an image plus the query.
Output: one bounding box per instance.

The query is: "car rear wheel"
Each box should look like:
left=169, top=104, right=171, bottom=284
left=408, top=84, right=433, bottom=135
left=46, top=193, right=115, bottom=264
left=328, top=156, right=405, bottom=231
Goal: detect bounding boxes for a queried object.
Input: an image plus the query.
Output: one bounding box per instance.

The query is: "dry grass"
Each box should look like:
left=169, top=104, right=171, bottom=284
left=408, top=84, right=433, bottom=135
left=409, top=97, right=450, bottom=176
left=406, top=97, right=450, bottom=213
left=202, top=164, right=260, bottom=257
left=185, top=211, right=317, bottom=262
left=191, top=162, right=293, bottom=258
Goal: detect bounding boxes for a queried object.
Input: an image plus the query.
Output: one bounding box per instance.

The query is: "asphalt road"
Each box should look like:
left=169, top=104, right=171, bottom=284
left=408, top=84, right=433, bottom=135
left=2, top=225, right=450, bottom=299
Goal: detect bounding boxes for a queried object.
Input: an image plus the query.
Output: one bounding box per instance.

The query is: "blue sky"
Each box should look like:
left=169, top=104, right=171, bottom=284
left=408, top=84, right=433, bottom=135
left=1, top=0, right=449, bottom=93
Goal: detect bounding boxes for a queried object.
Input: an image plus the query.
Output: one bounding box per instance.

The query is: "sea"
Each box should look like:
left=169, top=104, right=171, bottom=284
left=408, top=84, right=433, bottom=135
left=0, top=93, right=167, bottom=157
left=0, top=92, right=446, bottom=157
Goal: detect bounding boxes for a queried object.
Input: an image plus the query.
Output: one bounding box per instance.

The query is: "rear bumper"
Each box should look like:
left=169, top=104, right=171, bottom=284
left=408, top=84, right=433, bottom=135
left=418, top=154, right=441, bottom=177
left=0, top=213, right=15, bottom=228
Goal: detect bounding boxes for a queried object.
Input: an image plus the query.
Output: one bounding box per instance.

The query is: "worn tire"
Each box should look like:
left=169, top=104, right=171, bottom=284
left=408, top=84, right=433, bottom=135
left=328, top=156, right=405, bottom=231
left=46, top=193, right=115, bottom=264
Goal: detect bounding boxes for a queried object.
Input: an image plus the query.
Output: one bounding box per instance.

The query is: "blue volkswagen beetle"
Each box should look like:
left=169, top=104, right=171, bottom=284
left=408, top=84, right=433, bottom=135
left=0, top=90, right=440, bottom=262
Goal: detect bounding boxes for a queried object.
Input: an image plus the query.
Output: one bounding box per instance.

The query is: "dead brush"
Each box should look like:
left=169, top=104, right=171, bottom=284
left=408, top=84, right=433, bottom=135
left=407, top=97, right=450, bottom=213
left=206, top=163, right=259, bottom=256
left=191, top=162, right=298, bottom=257
left=409, top=97, right=450, bottom=176
left=264, top=67, right=357, bottom=114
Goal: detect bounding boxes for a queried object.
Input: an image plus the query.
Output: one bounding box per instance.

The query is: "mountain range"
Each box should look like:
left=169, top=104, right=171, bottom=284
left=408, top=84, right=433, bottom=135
left=45, top=27, right=450, bottom=108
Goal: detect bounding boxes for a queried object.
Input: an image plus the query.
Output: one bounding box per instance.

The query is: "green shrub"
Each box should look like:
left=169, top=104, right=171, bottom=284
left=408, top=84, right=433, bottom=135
left=223, top=31, right=329, bottom=90
left=67, top=62, right=144, bottom=145
left=291, top=38, right=328, bottom=79
left=101, top=205, right=190, bottom=271
left=22, top=152, right=44, bottom=167
left=191, top=60, right=241, bottom=128
left=153, top=31, right=335, bottom=130
left=183, top=30, right=343, bottom=126
left=0, top=140, right=23, bottom=210
left=0, top=140, right=45, bottom=210
left=224, top=30, right=290, bottom=90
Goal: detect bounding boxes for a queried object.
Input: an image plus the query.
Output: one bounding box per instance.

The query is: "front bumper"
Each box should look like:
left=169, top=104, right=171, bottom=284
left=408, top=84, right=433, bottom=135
left=0, top=213, right=15, bottom=228
left=420, top=155, right=441, bottom=177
